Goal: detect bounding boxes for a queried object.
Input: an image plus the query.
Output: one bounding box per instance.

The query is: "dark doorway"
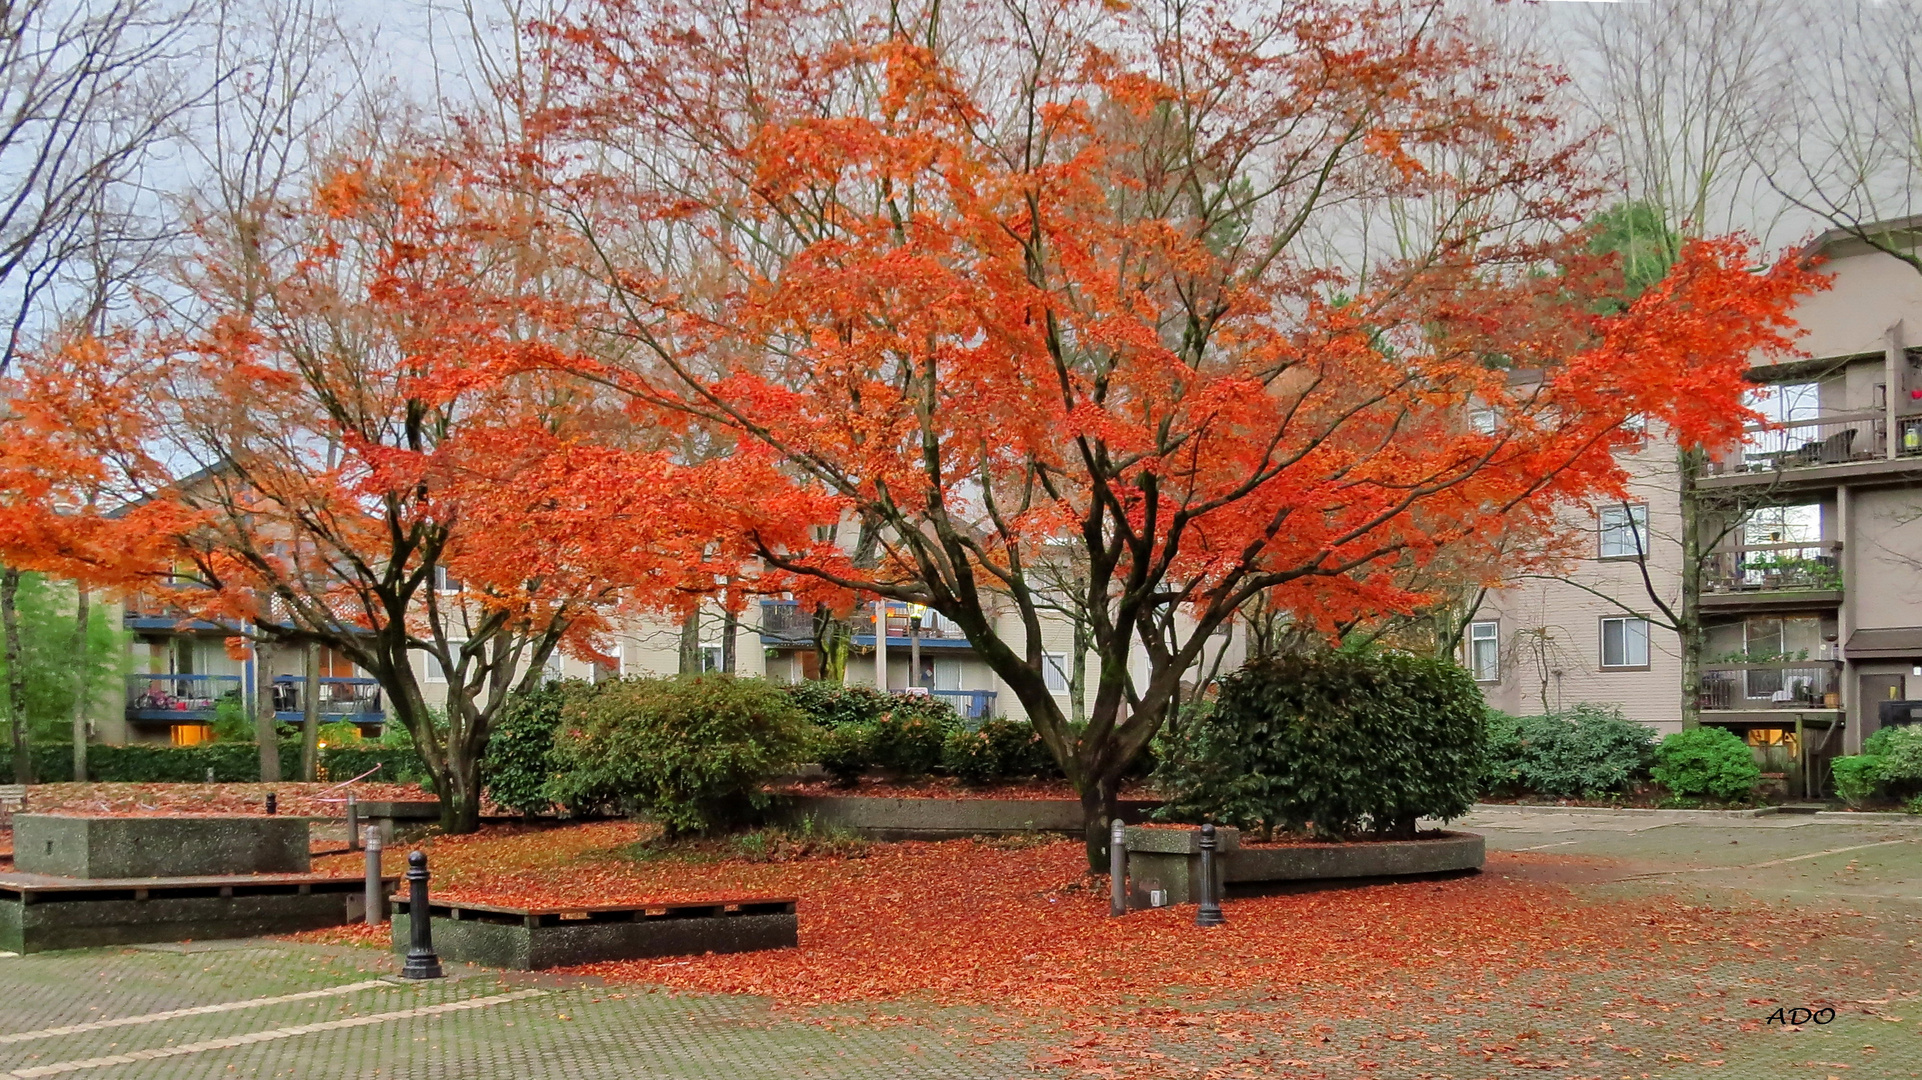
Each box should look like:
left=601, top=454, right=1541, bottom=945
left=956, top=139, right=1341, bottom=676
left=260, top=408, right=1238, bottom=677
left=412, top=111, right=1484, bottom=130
left=1859, top=673, right=1904, bottom=742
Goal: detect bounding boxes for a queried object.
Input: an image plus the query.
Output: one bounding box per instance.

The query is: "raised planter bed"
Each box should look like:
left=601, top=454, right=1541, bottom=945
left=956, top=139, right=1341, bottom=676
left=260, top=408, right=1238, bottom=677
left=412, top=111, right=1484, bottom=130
left=356, top=800, right=441, bottom=843
left=1123, top=825, right=1484, bottom=906
left=0, top=870, right=388, bottom=953
left=774, top=795, right=1161, bottom=840
left=391, top=896, right=798, bottom=970
left=13, top=814, right=310, bottom=878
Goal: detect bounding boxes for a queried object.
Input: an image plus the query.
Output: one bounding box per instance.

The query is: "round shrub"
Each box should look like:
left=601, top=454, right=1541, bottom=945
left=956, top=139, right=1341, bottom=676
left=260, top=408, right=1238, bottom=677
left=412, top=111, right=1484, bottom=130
left=942, top=719, right=1057, bottom=785
left=1829, top=754, right=1882, bottom=808
left=789, top=682, right=960, bottom=782
left=784, top=681, right=892, bottom=728
left=1651, top=727, right=1761, bottom=802
left=867, top=695, right=958, bottom=775
left=814, top=722, right=875, bottom=786
left=545, top=674, right=810, bottom=836
left=484, top=679, right=594, bottom=816
left=1154, top=650, right=1486, bottom=840
left=1482, top=703, right=1655, bottom=798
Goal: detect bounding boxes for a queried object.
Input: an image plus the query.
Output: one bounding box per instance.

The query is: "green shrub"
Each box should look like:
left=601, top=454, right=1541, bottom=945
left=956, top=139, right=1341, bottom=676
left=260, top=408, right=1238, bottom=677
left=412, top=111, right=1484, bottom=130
left=784, top=681, right=892, bottom=728
left=813, top=723, right=874, bottom=786
left=1153, top=650, right=1485, bottom=839
left=943, top=719, right=1057, bottom=785
left=1481, top=703, right=1654, bottom=798
left=1830, top=754, right=1883, bottom=808
left=483, top=679, right=593, bottom=815
left=1651, top=727, right=1761, bottom=802
left=1871, top=726, right=1922, bottom=797
left=545, top=674, right=809, bottom=836
left=0, top=740, right=428, bottom=785
left=866, top=695, right=958, bottom=775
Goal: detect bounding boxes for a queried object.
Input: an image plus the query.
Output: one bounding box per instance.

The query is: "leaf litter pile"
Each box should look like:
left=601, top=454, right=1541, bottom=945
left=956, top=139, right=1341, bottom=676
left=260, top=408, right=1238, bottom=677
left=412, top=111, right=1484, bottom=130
left=312, top=822, right=1901, bottom=1077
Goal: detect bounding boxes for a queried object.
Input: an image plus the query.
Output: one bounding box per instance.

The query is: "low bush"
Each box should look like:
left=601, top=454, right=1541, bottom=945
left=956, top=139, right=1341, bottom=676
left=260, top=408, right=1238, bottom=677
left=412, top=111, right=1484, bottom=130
left=1832, top=726, right=1922, bottom=807
left=483, top=679, right=594, bottom=815
left=866, top=695, right=958, bottom=775
left=1153, top=650, right=1485, bottom=840
left=814, top=722, right=875, bottom=786
left=1481, top=703, right=1655, bottom=799
left=793, top=685, right=961, bottom=783
left=1650, top=727, right=1760, bottom=802
left=0, top=740, right=429, bottom=785
left=784, top=681, right=893, bottom=729
left=545, top=674, right=810, bottom=836
left=943, top=719, right=1057, bottom=785
left=1830, top=754, right=1882, bottom=808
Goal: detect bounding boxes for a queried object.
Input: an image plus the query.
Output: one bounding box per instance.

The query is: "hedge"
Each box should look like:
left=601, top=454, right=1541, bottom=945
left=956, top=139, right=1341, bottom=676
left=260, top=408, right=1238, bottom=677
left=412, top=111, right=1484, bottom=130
left=0, top=741, right=429, bottom=787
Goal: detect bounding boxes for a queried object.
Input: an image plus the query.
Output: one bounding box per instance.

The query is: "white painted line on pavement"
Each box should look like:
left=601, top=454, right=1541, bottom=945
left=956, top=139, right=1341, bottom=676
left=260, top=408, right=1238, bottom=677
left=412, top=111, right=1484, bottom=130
left=0, top=981, right=391, bottom=1046
left=6, top=989, right=548, bottom=1077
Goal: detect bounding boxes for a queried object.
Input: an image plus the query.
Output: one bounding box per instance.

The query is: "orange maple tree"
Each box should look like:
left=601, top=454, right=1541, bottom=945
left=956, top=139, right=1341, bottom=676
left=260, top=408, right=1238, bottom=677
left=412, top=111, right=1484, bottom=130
left=14, top=150, right=730, bottom=829
left=516, top=0, right=1820, bottom=862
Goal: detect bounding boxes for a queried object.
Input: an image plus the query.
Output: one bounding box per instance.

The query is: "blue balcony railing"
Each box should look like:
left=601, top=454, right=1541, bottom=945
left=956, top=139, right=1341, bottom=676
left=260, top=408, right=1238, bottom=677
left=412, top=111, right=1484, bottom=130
left=125, top=673, right=242, bottom=722
left=272, top=675, right=384, bottom=724
left=909, top=688, right=997, bottom=721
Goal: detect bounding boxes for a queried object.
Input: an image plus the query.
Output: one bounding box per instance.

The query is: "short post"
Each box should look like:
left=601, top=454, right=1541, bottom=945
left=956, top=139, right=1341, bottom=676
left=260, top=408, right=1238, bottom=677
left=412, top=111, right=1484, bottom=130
left=264, top=791, right=277, bottom=815
left=363, top=826, right=385, bottom=925
left=205, top=766, right=216, bottom=784
left=399, top=850, right=444, bottom=979
left=1109, top=818, right=1127, bottom=917
left=346, top=792, right=360, bottom=851
left=1195, top=823, right=1226, bottom=927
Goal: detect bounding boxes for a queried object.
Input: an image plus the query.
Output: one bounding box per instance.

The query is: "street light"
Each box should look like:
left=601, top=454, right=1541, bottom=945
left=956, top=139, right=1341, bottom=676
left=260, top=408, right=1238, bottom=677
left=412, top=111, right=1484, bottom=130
left=908, top=604, right=925, bottom=690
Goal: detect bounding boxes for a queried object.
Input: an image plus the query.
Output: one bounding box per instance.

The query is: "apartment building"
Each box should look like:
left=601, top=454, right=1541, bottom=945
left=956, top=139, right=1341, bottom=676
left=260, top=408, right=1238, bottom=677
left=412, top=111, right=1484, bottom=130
left=1470, top=222, right=1922, bottom=797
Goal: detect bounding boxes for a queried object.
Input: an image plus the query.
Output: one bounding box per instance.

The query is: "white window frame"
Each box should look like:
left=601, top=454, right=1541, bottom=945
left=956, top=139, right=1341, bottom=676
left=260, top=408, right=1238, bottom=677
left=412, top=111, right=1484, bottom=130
left=1598, top=503, right=1650, bottom=560
left=1468, top=621, right=1500, bottom=683
left=1042, top=653, right=1069, bottom=694
left=1600, top=617, right=1650, bottom=670
left=425, top=640, right=465, bottom=684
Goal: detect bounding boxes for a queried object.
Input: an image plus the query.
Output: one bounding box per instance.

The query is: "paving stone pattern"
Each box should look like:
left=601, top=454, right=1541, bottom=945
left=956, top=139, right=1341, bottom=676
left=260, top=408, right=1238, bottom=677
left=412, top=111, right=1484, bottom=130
left=1, top=812, right=1920, bottom=1078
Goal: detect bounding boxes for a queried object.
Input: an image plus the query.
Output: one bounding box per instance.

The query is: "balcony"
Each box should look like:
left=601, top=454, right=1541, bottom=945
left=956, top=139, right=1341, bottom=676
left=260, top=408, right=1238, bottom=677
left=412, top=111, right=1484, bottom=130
left=760, top=601, right=971, bottom=647
left=125, top=673, right=242, bottom=722
left=272, top=675, right=385, bottom=725
left=1702, top=411, right=1922, bottom=487
left=903, top=688, right=998, bottom=722
left=1701, top=543, right=1842, bottom=611
left=1698, top=661, right=1840, bottom=713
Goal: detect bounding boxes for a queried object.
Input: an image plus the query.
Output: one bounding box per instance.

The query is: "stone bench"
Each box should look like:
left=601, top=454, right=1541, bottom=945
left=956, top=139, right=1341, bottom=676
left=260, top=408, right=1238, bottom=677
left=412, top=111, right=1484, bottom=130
left=354, top=801, right=441, bottom=844
left=391, top=896, right=799, bottom=971
left=0, top=870, right=391, bottom=953
left=1123, top=825, right=1483, bottom=907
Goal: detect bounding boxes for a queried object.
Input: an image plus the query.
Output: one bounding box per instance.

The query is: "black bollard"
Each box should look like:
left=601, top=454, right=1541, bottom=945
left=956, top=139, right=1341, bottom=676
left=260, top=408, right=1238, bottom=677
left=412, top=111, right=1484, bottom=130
left=265, top=791, right=277, bottom=815
left=1109, top=819, right=1127, bottom=917
left=399, top=850, right=445, bottom=979
left=1195, top=823, right=1226, bottom=927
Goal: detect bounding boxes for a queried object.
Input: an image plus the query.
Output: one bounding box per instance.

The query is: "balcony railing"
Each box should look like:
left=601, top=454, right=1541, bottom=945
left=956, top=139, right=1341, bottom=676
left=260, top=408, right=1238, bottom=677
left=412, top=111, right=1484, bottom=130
left=1698, top=662, right=1839, bottom=711
left=1708, top=411, right=1922, bottom=475
left=911, top=688, right=997, bottom=721
left=125, top=673, right=242, bottom=722
left=1703, top=543, right=1841, bottom=593
left=759, top=601, right=967, bottom=643
left=272, top=675, right=384, bottom=723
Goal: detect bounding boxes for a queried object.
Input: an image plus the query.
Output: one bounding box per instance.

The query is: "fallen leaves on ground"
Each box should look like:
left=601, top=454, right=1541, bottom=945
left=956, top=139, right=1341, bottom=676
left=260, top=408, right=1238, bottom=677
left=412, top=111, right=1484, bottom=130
left=770, top=775, right=1156, bottom=800
left=10, top=781, right=432, bottom=820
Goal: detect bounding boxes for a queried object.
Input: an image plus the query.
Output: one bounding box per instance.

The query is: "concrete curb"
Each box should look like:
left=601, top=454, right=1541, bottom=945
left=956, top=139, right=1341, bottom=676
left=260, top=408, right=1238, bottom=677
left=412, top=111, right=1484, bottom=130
left=1812, top=810, right=1922, bottom=822
left=1468, top=803, right=1782, bottom=820
left=773, top=795, right=1161, bottom=839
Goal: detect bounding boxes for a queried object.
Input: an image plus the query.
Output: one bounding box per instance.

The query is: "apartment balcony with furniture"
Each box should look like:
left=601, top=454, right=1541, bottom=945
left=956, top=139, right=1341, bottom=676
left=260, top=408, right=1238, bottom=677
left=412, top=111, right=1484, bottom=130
left=1702, top=411, right=1922, bottom=489
left=271, top=675, right=385, bottom=728
left=1700, top=543, right=1842, bottom=611
left=125, top=672, right=242, bottom=723
left=758, top=600, right=973, bottom=648
left=1697, top=661, right=1841, bottom=714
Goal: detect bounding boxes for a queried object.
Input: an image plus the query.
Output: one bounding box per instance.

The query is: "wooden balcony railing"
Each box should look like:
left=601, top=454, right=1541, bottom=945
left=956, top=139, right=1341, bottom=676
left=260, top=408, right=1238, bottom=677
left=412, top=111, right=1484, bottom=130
left=1707, top=411, right=1922, bottom=475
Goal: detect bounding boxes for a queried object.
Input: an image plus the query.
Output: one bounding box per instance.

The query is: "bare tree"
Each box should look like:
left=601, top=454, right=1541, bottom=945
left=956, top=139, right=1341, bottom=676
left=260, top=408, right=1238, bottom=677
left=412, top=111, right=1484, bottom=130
left=1754, top=0, right=1922, bottom=273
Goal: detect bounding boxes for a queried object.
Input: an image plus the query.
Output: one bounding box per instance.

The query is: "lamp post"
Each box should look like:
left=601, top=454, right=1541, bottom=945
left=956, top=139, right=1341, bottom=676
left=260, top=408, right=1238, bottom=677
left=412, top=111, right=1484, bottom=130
left=874, top=600, right=888, bottom=693
left=908, top=606, right=924, bottom=691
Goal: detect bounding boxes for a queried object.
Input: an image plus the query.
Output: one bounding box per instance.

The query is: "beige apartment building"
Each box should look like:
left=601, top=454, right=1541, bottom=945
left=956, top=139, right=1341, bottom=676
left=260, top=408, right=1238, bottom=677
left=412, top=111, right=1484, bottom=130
left=1469, top=223, right=1922, bottom=798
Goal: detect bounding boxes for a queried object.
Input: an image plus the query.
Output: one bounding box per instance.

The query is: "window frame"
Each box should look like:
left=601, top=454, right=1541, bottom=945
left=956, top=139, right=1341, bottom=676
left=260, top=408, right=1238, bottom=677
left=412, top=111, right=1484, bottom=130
left=1599, top=616, right=1651, bottom=671
left=1468, top=620, right=1500, bottom=683
left=1042, top=653, right=1070, bottom=694
left=1597, top=503, right=1650, bottom=560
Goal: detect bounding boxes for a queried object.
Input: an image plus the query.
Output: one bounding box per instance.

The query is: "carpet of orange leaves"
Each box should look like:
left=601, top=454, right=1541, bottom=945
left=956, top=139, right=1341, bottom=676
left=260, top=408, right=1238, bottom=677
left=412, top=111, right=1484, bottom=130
left=313, top=821, right=1832, bottom=1025
left=15, top=781, right=432, bottom=819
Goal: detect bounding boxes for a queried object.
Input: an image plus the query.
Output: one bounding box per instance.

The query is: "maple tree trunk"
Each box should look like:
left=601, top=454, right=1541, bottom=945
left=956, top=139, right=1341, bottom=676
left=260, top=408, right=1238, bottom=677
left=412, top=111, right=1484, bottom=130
left=439, top=760, right=483, bottom=834
left=69, top=585, right=89, bottom=782
left=1678, top=447, right=1706, bottom=729
left=1078, top=773, right=1123, bottom=872
left=255, top=650, right=281, bottom=782
left=678, top=610, right=701, bottom=674
left=1, top=568, right=30, bottom=785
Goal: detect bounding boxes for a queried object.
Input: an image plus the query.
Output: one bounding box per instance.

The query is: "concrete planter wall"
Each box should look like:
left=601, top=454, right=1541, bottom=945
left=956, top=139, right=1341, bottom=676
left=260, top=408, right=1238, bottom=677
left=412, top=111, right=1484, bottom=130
left=1123, top=826, right=1483, bottom=905
left=0, top=874, right=377, bottom=953
left=774, top=796, right=1161, bottom=840
left=13, top=814, right=310, bottom=878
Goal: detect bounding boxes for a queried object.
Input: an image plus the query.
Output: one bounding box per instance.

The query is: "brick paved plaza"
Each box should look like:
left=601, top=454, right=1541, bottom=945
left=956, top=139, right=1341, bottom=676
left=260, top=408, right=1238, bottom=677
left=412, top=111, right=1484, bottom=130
left=2, top=811, right=1919, bottom=1080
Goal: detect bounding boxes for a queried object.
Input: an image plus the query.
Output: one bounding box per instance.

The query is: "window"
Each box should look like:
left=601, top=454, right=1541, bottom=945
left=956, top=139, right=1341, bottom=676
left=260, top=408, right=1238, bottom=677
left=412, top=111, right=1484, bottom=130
left=1468, top=621, right=1500, bottom=682
left=1598, top=504, right=1649, bottom=559
left=1468, top=404, right=1499, bottom=435
left=426, top=641, right=466, bottom=684
left=1742, top=504, right=1821, bottom=546
left=1745, top=381, right=1821, bottom=425
left=1600, top=617, right=1650, bottom=669
left=1043, top=653, right=1069, bottom=694
left=700, top=644, right=723, bottom=672
left=434, top=566, right=462, bottom=593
